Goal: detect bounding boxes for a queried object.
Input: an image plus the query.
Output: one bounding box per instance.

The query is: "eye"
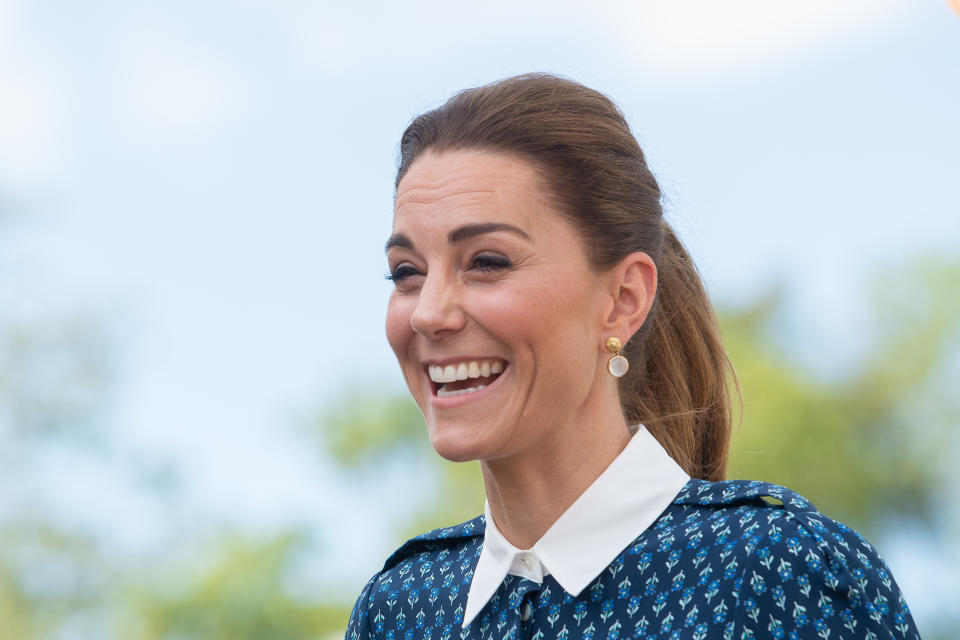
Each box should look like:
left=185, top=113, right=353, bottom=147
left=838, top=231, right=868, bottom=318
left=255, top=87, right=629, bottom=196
left=385, top=263, right=423, bottom=283
left=470, top=253, right=512, bottom=273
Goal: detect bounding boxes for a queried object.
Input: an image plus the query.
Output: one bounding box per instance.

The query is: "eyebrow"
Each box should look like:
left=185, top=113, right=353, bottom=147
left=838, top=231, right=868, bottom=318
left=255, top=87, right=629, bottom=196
left=384, top=222, right=532, bottom=253
left=384, top=234, right=413, bottom=252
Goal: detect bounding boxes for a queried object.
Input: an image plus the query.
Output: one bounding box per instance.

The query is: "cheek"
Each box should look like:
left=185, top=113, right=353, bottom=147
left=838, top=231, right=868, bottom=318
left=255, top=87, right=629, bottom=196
left=384, top=294, right=414, bottom=360
left=475, top=283, right=595, bottom=359
left=518, top=280, right=603, bottom=373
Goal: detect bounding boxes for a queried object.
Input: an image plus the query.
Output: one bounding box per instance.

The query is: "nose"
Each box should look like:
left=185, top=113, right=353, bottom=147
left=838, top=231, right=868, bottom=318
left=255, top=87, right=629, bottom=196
left=410, top=273, right=467, bottom=339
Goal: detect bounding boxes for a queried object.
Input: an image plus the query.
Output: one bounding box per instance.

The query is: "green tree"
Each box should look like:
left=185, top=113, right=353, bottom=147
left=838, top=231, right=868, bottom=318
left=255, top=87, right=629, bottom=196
left=725, top=257, right=960, bottom=530
left=315, top=386, right=484, bottom=537
left=119, top=533, right=347, bottom=640
left=0, top=252, right=116, bottom=635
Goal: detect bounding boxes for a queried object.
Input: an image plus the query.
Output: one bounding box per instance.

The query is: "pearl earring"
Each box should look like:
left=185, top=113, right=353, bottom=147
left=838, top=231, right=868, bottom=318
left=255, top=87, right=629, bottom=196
left=605, top=337, right=629, bottom=377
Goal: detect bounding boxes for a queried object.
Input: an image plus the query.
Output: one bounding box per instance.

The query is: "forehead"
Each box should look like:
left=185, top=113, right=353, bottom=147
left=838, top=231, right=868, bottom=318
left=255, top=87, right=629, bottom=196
left=393, top=149, right=554, bottom=231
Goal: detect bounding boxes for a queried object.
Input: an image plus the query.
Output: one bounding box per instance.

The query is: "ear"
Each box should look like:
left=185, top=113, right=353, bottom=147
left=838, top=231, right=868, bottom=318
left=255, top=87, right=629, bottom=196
left=602, top=251, right=657, bottom=343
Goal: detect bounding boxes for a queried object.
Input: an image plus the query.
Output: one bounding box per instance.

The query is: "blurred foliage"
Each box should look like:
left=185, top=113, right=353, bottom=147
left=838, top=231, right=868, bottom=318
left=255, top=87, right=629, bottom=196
left=724, top=259, right=960, bottom=530
left=0, top=211, right=117, bottom=637
left=0, top=521, right=112, bottom=639
left=0, top=314, right=111, bottom=454
left=119, top=533, right=345, bottom=640
left=320, top=389, right=427, bottom=466
left=315, top=386, right=485, bottom=537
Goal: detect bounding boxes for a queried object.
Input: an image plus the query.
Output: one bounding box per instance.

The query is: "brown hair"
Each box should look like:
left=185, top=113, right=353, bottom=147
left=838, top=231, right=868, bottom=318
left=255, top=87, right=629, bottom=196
left=396, top=73, right=736, bottom=481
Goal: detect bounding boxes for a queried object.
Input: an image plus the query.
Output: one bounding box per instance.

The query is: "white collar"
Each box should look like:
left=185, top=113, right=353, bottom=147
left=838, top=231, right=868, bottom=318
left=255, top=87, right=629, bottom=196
left=463, top=425, right=690, bottom=627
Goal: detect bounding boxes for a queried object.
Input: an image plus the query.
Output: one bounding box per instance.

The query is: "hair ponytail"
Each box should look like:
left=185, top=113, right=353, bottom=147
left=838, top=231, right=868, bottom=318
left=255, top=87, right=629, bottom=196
left=396, top=73, right=737, bottom=480
left=620, top=225, right=735, bottom=481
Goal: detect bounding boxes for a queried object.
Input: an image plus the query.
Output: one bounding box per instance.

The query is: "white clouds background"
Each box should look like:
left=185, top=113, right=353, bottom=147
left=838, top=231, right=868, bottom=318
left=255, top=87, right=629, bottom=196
left=0, top=0, right=927, bottom=192
left=0, top=0, right=68, bottom=189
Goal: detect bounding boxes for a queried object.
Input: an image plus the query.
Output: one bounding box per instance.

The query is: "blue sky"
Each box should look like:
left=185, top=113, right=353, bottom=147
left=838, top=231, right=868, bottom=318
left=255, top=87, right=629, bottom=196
left=1, top=0, right=958, bottom=615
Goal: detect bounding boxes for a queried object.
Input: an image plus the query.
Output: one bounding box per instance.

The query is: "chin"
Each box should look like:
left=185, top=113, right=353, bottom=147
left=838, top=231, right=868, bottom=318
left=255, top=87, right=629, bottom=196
left=428, top=432, right=480, bottom=463
left=427, top=422, right=496, bottom=463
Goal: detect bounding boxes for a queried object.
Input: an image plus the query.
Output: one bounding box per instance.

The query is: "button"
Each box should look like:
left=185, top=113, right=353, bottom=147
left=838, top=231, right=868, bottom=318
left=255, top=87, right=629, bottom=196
left=520, top=601, right=532, bottom=622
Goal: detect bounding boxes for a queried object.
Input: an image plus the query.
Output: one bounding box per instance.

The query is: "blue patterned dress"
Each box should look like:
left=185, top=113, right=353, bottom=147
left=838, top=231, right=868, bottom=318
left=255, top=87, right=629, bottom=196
left=346, top=480, right=919, bottom=640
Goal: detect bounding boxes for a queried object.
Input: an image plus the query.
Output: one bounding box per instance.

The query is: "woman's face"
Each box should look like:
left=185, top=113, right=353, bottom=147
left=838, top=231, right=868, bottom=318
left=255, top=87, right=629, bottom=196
left=386, top=149, right=613, bottom=463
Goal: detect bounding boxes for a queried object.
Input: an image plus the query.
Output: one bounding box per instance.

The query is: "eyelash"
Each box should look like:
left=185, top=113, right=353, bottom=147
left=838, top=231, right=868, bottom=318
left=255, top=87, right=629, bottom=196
left=385, top=254, right=513, bottom=283
left=385, top=265, right=421, bottom=282
left=470, top=253, right=513, bottom=272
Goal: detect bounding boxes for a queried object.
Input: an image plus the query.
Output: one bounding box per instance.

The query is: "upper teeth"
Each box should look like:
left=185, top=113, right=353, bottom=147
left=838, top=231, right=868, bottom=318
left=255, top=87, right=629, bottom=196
left=428, top=360, right=505, bottom=383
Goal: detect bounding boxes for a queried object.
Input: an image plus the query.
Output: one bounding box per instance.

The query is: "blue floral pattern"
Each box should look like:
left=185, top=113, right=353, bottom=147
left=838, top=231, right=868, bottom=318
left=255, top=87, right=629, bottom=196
left=347, top=480, right=919, bottom=639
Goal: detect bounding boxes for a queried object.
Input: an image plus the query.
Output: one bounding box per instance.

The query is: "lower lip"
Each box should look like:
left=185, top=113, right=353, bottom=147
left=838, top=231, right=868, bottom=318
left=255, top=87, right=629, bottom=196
left=428, top=366, right=509, bottom=409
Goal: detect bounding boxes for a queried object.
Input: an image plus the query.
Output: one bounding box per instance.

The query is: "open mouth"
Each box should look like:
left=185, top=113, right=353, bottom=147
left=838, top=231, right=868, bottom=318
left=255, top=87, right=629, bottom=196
left=426, top=359, right=508, bottom=398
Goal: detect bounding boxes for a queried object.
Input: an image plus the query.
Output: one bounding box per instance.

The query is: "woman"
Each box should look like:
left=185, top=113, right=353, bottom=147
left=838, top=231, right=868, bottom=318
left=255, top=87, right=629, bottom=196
left=348, top=74, right=919, bottom=640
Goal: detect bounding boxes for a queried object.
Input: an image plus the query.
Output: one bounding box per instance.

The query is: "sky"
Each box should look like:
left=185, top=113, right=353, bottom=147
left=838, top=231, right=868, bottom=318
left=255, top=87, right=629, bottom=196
left=1, top=0, right=959, bottom=616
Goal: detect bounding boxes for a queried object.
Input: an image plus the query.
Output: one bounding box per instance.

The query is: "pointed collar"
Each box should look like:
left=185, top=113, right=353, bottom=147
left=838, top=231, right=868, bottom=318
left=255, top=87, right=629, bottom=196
left=463, top=425, right=690, bottom=627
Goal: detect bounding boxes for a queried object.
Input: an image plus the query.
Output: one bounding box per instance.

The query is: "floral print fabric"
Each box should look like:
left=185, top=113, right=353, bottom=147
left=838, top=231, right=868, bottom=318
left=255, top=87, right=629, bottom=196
left=346, top=480, right=919, bottom=639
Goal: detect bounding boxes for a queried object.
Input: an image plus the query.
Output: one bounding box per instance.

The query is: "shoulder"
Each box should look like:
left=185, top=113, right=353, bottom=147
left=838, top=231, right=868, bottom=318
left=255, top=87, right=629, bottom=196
left=650, top=478, right=820, bottom=557
left=672, top=479, right=890, bottom=577
left=345, top=515, right=485, bottom=639
left=382, top=514, right=486, bottom=572
left=666, top=479, right=918, bottom=638
left=673, top=478, right=815, bottom=511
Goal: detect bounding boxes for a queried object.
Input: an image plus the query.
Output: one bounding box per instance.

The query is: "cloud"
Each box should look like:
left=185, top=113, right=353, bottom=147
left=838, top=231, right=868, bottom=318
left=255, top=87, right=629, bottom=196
left=0, top=0, right=255, bottom=189
left=275, top=0, right=917, bottom=84
left=111, top=33, right=250, bottom=144
left=0, top=0, right=924, bottom=193
left=618, top=0, right=914, bottom=80
left=0, top=0, right=68, bottom=191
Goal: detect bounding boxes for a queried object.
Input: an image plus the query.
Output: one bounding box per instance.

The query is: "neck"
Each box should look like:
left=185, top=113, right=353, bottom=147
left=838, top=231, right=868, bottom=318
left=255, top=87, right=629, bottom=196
left=480, top=397, right=631, bottom=550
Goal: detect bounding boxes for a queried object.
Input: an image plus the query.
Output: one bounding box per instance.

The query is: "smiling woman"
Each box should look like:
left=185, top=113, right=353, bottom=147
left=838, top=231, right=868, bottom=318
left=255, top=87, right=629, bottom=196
left=349, top=74, right=919, bottom=640
left=386, top=150, right=638, bottom=467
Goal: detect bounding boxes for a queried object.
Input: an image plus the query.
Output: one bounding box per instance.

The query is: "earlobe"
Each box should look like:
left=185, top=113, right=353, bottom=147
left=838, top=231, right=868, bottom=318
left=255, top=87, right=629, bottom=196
left=604, top=252, right=657, bottom=342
